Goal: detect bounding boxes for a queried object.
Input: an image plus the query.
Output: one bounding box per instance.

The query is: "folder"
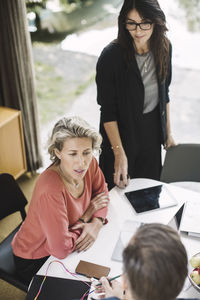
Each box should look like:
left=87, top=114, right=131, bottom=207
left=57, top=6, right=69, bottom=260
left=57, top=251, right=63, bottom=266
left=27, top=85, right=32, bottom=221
left=26, top=275, right=91, bottom=300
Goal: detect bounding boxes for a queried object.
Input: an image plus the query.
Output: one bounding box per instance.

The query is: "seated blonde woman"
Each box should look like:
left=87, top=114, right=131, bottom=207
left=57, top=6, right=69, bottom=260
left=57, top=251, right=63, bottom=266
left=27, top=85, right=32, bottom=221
left=12, top=116, right=109, bottom=284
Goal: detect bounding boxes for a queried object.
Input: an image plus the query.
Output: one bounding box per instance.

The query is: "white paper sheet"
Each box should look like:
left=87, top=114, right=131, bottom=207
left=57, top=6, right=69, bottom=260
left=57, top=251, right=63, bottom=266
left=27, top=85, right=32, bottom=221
left=180, top=199, right=200, bottom=235
left=111, top=220, right=142, bottom=262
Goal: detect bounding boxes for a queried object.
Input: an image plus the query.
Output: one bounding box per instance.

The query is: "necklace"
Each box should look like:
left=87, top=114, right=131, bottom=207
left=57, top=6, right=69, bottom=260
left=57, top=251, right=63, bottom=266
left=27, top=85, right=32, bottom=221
left=143, top=52, right=150, bottom=73
left=58, top=165, right=80, bottom=189
left=135, top=51, right=151, bottom=75
left=144, top=60, right=148, bottom=73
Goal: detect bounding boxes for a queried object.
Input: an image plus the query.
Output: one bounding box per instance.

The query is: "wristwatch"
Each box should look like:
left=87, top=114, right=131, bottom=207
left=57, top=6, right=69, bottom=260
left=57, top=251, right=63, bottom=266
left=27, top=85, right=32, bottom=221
left=96, top=217, right=105, bottom=224
left=79, top=218, right=86, bottom=223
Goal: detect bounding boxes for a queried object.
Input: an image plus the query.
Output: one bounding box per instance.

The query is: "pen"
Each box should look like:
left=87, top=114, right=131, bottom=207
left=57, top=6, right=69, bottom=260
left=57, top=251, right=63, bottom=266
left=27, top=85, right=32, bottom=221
left=96, top=274, right=122, bottom=287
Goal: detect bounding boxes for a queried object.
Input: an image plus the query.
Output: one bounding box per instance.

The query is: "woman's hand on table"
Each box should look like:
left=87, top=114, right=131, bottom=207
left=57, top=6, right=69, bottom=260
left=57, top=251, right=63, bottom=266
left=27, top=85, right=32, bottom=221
left=72, top=218, right=103, bottom=252
left=81, top=192, right=109, bottom=223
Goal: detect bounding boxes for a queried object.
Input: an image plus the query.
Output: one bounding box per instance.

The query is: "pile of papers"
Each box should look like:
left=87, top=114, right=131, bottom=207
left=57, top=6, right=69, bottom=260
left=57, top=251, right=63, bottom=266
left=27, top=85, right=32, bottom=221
left=180, top=199, right=200, bottom=237
left=111, top=220, right=142, bottom=262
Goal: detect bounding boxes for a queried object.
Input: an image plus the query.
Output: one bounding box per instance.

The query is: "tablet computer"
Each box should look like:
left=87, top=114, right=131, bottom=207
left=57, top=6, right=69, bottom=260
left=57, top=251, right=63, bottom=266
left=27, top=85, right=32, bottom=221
left=124, top=184, right=177, bottom=214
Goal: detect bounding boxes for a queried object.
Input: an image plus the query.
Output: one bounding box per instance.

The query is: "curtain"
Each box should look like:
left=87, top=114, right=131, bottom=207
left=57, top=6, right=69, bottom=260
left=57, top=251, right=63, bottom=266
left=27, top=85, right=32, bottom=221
left=0, top=0, right=42, bottom=172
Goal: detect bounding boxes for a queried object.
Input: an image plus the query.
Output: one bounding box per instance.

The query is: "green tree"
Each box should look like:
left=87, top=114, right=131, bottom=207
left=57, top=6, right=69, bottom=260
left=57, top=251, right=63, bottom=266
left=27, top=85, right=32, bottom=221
left=26, top=0, right=47, bottom=31
left=178, top=0, right=200, bottom=31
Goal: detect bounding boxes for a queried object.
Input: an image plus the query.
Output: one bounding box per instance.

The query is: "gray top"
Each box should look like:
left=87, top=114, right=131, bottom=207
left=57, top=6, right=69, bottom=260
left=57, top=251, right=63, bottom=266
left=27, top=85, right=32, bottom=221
left=135, top=51, right=159, bottom=114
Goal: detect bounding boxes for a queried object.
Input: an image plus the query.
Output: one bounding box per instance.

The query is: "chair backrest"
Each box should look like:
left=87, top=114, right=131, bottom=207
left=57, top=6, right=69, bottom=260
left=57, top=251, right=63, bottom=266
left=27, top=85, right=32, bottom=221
left=160, top=144, right=200, bottom=183
left=0, top=173, right=28, bottom=221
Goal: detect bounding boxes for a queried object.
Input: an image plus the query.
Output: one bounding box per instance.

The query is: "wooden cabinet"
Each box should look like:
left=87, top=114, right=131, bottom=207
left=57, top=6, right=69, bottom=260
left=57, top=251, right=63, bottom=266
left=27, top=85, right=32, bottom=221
left=0, top=107, right=27, bottom=179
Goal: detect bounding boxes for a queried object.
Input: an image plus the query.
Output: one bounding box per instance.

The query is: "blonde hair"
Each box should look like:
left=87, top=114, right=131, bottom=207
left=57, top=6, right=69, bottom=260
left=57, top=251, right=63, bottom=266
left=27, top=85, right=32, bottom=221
left=48, top=116, right=102, bottom=164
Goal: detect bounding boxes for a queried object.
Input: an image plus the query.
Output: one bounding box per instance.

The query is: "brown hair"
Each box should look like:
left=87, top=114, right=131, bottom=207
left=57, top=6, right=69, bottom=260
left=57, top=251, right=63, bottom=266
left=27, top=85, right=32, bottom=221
left=117, top=0, right=170, bottom=81
left=123, top=223, right=188, bottom=300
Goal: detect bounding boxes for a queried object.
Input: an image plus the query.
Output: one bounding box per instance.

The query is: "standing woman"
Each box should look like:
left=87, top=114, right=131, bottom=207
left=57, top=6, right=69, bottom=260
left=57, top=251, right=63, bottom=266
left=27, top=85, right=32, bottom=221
left=96, top=0, right=176, bottom=190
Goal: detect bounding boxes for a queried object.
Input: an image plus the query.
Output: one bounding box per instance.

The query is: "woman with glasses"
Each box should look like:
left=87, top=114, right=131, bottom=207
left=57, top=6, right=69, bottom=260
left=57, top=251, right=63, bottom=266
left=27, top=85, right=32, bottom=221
left=96, top=0, right=176, bottom=190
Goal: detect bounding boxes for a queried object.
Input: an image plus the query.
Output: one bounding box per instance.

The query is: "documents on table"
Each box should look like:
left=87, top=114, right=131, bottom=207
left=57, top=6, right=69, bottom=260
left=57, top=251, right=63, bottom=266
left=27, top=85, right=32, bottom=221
left=111, top=220, right=142, bottom=262
left=180, top=198, right=200, bottom=237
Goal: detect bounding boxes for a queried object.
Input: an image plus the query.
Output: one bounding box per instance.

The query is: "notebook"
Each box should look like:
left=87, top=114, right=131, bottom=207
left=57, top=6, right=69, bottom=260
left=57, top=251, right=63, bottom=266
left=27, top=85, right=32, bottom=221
left=26, top=275, right=91, bottom=300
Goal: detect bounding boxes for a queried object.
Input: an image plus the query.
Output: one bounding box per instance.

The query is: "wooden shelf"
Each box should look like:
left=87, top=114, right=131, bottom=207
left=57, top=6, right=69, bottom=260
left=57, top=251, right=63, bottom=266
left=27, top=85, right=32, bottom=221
left=0, top=107, right=27, bottom=179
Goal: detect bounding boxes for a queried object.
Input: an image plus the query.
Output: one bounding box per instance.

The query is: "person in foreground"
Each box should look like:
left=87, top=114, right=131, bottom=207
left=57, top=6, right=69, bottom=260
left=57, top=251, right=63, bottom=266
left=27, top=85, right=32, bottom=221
left=96, top=0, right=176, bottom=190
left=12, top=116, right=109, bottom=284
left=97, top=224, right=198, bottom=300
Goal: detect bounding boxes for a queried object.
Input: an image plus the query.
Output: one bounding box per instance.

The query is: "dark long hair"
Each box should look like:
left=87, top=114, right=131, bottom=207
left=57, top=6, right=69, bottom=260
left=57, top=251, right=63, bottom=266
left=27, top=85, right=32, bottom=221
left=118, top=0, right=170, bottom=81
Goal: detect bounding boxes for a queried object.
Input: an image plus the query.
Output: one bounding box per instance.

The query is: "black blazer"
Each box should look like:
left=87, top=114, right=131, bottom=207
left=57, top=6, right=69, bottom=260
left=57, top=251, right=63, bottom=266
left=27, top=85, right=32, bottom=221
left=96, top=41, right=172, bottom=152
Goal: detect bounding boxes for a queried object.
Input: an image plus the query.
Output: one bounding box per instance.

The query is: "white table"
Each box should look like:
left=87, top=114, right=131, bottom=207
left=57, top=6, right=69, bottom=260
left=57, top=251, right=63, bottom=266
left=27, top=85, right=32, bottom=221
left=37, top=178, right=200, bottom=298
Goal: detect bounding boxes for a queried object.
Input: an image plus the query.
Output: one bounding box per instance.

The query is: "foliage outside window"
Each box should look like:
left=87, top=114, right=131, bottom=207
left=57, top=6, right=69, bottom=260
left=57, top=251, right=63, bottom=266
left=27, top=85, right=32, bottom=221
left=177, top=0, right=200, bottom=31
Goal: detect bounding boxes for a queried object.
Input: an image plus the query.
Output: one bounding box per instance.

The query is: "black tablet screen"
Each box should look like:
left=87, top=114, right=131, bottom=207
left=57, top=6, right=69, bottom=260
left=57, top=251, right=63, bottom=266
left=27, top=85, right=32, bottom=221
left=125, top=185, right=177, bottom=213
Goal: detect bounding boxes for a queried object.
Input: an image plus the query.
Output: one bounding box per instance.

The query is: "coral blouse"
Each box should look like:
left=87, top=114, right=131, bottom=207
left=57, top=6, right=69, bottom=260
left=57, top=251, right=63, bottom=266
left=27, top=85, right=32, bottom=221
left=12, top=157, right=108, bottom=259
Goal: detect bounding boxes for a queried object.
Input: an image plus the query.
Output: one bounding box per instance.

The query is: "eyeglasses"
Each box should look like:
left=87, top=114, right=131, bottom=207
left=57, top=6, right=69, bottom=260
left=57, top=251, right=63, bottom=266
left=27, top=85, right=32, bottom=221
left=125, top=21, right=153, bottom=31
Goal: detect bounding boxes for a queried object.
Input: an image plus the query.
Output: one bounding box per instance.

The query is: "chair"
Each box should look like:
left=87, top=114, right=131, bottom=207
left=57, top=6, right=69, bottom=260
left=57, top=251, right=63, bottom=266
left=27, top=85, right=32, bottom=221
left=160, top=144, right=200, bottom=227
left=160, top=143, right=200, bottom=184
left=0, top=173, right=28, bottom=292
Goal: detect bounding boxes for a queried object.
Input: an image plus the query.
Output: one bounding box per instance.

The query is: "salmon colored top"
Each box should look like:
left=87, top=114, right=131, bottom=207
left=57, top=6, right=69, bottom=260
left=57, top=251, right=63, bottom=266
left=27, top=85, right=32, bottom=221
left=12, top=157, right=108, bottom=259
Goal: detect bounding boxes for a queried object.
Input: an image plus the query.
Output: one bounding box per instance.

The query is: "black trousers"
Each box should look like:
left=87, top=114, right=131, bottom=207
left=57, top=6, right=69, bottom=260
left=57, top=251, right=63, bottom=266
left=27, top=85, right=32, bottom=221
left=100, top=105, right=162, bottom=190
left=13, top=254, right=49, bottom=284
left=133, top=105, right=162, bottom=179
